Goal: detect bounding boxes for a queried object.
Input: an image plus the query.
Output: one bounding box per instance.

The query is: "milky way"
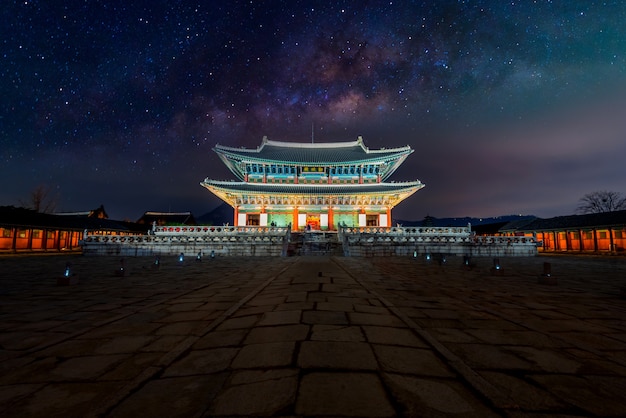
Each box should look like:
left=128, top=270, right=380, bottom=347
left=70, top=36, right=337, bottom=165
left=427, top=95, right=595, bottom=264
left=2, top=1, right=626, bottom=221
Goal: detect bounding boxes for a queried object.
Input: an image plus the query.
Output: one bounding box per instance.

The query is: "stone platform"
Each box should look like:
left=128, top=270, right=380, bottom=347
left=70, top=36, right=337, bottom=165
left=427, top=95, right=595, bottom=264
left=1, top=254, right=626, bottom=417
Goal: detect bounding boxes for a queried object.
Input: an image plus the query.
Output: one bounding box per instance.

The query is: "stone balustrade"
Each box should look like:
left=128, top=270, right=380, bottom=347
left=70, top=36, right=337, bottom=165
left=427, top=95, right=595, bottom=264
left=340, top=226, right=472, bottom=237
left=151, top=225, right=290, bottom=236
left=339, top=226, right=537, bottom=257
left=81, top=226, right=291, bottom=257
left=80, top=224, right=537, bottom=257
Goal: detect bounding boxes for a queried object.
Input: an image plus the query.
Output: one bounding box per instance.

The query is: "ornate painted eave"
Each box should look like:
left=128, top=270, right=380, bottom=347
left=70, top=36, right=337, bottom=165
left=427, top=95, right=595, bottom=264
left=200, top=179, right=424, bottom=208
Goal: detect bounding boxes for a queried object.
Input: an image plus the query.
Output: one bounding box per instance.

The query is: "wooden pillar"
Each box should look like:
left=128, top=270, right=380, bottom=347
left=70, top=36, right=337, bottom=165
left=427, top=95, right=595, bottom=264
left=564, top=230, right=570, bottom=252
left=609, top=227, right=615, bottom=252
left=27, top=228, right=33, bottom=250
left=42, top=229, right=48, bottom=251
left=386, top=207, right=391, bottom=225
left=359, top=165, right=363, bottom=184
left=552, top=231, right=558, bottom=251
left=593, top=228, right=598, bottom=252
left=234, top=206, right=239, bottom=226
left=11, top=227, right=17, bottom=252
left=578, top=229, right=584, bottom=252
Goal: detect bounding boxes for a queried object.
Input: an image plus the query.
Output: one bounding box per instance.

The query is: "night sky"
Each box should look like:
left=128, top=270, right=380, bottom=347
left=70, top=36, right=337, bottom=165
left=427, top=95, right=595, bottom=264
left=2, top=1, right=626, bottom=222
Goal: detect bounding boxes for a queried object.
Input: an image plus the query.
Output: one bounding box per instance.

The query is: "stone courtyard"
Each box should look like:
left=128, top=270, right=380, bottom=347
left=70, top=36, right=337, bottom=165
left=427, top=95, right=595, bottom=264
left=1, top=253, right=626, bottom=417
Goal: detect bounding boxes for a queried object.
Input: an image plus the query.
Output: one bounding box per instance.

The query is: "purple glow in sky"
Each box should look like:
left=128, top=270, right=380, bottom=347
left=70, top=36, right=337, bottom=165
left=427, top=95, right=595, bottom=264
left=1, top=1, right=626, bottom=221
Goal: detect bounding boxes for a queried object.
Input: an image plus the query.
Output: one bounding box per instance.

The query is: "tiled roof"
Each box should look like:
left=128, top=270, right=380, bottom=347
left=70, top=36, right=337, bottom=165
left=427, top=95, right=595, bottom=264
left=215, top=137, right=412, bottom=164
left=0, top=206, right=144, bottom=232
left=500, top=210, right=626, bottom=232
left=200, top=180, right=424, bottom=195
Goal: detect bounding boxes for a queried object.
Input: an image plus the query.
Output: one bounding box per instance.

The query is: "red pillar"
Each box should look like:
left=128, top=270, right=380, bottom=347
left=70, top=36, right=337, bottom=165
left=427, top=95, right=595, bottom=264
left=328, top=206, right=334, bottom=231
left=293, top=207, right=299, bottom=230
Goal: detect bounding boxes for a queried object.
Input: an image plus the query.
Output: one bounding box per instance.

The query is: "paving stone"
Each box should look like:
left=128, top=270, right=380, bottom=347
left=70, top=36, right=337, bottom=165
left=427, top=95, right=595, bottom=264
left=529, top=374, right=626, bottom=416
left=302, top=310, right=349, bottom=325
left=317, top=301, right=355, bottom=311
left=479, top=370, right=568, bottom=411
left=154, top=321, right=207, bottom=336
left=0, top=383, right=44, bottom=413
left=192, top=329, right=248, bottom=349
left=298, top=341, right=377, bottom=370
left=362, top=326, right=428, bottom=348
left=244, top=324, right=310, bottom=344
left=210, top=373, right=297, bottom=416
left=165, top=302, right=205, bottom=312
left=3, top=255, right=626, bottom=417
left=110, top=373, right=229, bottom=418
left=258, top=309, right=301, bottom=325
left=506, top=346, right=582, bottom=373
left=296, top=372, right=395, bottom=416
left=6, top=382, right=121, bottom=418
left=140, top=335, right=188, bottom=352
left=353, top=304, right=390, bottom=315
left=428, top=327, right=478, bottom=343
left=246, top=296, right=286, bottom=306
left=229, top=368, right=298, bottom=385
left=231, top=341, right=295, bottom=368
left=310, top=325, right=365, bottom=342
left=215, top=314, right=260, bottom=330
left=348, top=312, right=406, bottom=327
left=51, top=354, right=128, bottom=380
left=94, top=335, right=157, bottom=354
left=285, top=291, right=308, bottom=302
left=292, top=276, right=330, bottom=284
left=382, top=373, right=499, bottom=417
left=373, top=345, right=455, bottom=377
left=446, top=343, right=534, bottom=370
left=163, top=348, right=238, bottom=377
left=157, top=310, right=211, bottom=323
left=100, top=352, right=162, bottom=381
left=466, top=329, right=565, bottom=347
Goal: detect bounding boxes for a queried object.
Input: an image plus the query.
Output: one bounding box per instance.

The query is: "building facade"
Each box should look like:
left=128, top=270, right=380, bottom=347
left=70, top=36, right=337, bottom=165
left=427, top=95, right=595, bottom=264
left=476, top=210, right=626, bottom=254
left=0, top=205, right=143, bottom=252
left=201, top=137, right=424, bottom=231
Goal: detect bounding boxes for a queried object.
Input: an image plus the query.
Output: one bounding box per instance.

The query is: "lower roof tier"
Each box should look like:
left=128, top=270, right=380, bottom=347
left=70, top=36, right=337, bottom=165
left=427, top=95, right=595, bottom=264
left=201, top=179, right=425, bottom=208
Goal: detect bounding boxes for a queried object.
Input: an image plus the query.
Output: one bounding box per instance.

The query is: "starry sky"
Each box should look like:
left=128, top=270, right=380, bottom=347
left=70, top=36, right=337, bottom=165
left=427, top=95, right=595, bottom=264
left=2, top=1, right=626, bottom=222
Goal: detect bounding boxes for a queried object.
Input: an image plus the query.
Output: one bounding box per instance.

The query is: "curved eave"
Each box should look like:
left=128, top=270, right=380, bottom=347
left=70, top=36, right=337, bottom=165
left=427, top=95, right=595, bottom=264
left=215, top=136, right=412, bottom=154
left=215, top=148, right=412, bottom=164
left=201, top=179, right=424, bottom=198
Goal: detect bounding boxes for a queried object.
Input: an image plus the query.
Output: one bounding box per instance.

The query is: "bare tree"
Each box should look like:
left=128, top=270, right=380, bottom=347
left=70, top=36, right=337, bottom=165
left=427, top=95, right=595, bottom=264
left=19, top=184, right=58, bottom=213
left=576, top=191, right=626, bottom=214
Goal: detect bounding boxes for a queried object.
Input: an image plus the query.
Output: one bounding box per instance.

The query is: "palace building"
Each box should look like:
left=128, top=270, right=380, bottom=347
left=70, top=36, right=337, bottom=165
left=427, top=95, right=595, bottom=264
left=200, top=136, right=424, bottom=231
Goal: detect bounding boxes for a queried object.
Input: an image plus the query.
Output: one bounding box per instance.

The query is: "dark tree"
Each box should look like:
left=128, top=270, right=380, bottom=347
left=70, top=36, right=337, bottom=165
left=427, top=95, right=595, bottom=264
left=576, top=191, right=626, bottom=214
left=19, top=184, right=58, bottom=213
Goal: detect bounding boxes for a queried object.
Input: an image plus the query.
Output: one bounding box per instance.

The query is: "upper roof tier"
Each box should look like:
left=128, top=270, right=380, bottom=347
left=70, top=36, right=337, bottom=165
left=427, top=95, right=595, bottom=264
left=214, top=136, right=414, bottom=181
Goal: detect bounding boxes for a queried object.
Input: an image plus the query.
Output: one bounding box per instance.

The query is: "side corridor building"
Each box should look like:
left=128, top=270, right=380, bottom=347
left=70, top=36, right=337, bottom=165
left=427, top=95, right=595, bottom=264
left=484, top=210, right=626, bottom=254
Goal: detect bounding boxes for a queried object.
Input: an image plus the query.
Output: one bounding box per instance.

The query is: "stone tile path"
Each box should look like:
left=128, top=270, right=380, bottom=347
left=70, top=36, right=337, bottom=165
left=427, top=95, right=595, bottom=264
left=1, top=254, right=626, bottom=417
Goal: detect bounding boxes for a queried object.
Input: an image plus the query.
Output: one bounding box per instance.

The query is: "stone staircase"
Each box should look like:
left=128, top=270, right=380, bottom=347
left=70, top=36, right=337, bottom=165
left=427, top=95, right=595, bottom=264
left=287, top=231, right=343, bottom=256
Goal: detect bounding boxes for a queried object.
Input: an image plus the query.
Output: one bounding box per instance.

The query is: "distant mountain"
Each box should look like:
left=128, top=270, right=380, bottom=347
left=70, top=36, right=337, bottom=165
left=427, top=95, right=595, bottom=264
left=394, top=214, right=536, bottom=228
left=197, top=203, right=233, bottom=226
